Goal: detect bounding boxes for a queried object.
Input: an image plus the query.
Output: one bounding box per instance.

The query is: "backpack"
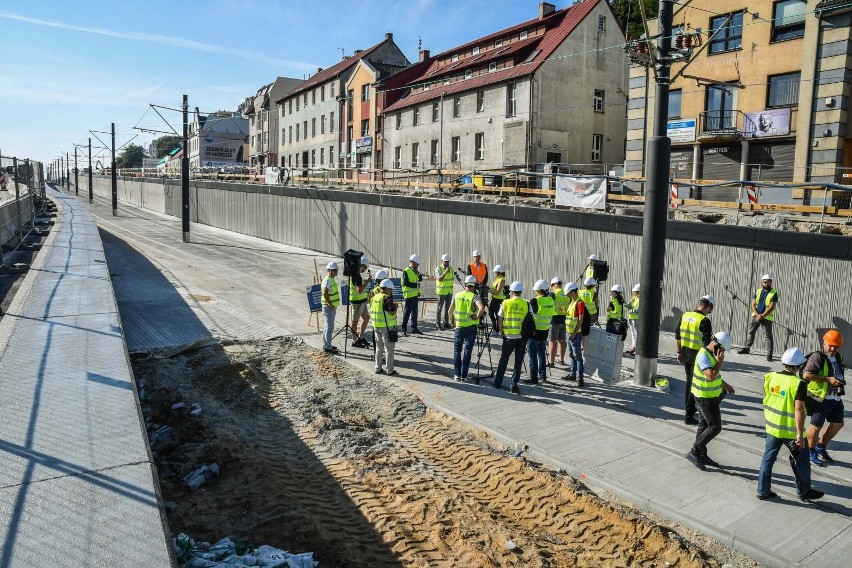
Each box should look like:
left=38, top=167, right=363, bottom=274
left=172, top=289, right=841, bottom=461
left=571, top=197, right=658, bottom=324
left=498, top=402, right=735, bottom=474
left=521, top=311, right=536, bottom=340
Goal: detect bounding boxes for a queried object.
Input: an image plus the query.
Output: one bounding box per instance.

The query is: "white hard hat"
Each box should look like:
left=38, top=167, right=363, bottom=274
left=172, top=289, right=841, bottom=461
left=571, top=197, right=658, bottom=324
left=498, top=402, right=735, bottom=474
left=565, top=282, right=579, bottom=292
left=375, top=269, right=388, bottom=280
left=494, top=264, right=505, bottom=273
left=380, top=279, right=394, bottom=289
left=714, top=331, right=732, bottom=351
left=327, top=261, right=338, bottom=270
left=781, top=347, right=807, bottom=367
left=701, top=294, right=716, bottom=306
left=588, top=254, right=599, bottom=261
left=632, top=283, right=640, bottom=292
left=472, top=249, right=481, bottom=257
left=360, top=256, right=369, bottom=266
left=464, top=275, right=477, bottom=286
left=509, top=281, right=524, bottom=292
left=611, top=284, right=623, bottom=293
left=534, top=279, right=549, bottom=291
left=550, top=277, right=561, bottom=285
left=441, top=254, right=451, bottom=262
left=762, top=273, right=774, bottom=281
left=584, top=277, right=597, bottom=287
left=409, top=254, right=420, bottom=263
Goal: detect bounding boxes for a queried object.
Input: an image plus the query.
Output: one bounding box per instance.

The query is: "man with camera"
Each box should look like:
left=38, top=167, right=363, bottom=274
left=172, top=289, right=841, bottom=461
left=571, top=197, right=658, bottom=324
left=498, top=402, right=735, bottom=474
left=435, top=254, right=454, bottom=331
left=803, top=330, right=846, bottom=466
left=495, top=281, right=529, bottom=394
left=460, top=250, right=489, bottom=305
left=676, top=295, right=715, bottom=425
left=321, top=261, right=341, bottom=354
left=737, top=273, right=778, bottom=362
left=401, top=254, right=423, bottom=336
left=370, top=279, right=399, bottom=377
left=449, top=275, right=486, bottom=383
left=585, top=255, right=599, bottom=281
left=348, top=257, right=373, bottom=348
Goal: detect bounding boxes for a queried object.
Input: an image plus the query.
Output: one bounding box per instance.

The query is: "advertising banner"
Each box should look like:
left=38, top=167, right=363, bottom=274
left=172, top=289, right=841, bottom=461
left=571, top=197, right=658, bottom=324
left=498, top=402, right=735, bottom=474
left=745, top=108, right=791, bottom=138
left=555, top=176, right=606, bottom=210
left=264, top=167, right=280, bottom=184
left=667, top=119, right=696, bottom=143
left=202, top=139, right=244, bottom=164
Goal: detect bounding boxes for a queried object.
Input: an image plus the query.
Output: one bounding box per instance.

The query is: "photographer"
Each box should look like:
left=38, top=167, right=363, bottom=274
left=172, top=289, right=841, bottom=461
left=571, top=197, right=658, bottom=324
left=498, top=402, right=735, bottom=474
left=434, top=254, right=454, bottom=330
left=401, top=254, right=423, bottom=336
left=487, top=265, right=507, bottom=333
left=803, top=330, right=846, bottom=466
left=585, top=255, right=599, bottom=281
left=449, top=276, right=486, bottom=382
left=370, top=279, right=399, bottom=377
left=348, top=257, right=373, bottom=348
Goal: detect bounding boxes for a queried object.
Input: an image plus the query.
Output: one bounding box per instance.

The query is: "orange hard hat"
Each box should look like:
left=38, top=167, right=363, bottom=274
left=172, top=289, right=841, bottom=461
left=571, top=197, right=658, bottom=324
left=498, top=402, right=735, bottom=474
left=823, top=329, right=844, bottom=347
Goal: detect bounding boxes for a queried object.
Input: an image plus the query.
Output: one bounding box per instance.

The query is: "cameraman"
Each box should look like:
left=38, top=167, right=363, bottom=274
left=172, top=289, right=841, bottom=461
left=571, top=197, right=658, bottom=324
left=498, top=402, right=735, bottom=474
left=803, top=330, right=845, bottom=466
left=487, top=265, right=507, bottom=333
left=401, top=254, right=423, bottom=336
left=348, top=257, right=373, bottom=348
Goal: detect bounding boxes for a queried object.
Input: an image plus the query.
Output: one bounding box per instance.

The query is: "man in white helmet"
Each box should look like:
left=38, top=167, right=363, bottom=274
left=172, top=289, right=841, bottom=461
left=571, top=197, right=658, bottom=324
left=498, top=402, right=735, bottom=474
left=605, top=284, right=626, bottom=339
left=449, top=275, right=486, bottom=382
left=585, top=254, right=599, bottom=281
left=548, top=277, right=569, bottom=367
left=401, top=254, right=423, bottom=336
left=495, top=281, right=529, bottom=393
left=564, top=282, right=587, bottom=387
left=578, top=277, right=599, bottom=327
left=686, top=331, right=735, bottom=470
left=321, top=261, right=341, bottom=353
left=526, top=280, right=554, bottom=385
left=757, top=347, right=824, bottom=501
left=487, top=265, right=507, bottom=332
left=348, top=257, right=373, bottom=348
left=738, top=273, right=779, bottom=362
left=435, top=254, right=454, bottom=330
left=371, top=279, right=399, bottom=377
left=626, top=284, right=640, bottom=355
left=676, top=295, right=715, bottom=425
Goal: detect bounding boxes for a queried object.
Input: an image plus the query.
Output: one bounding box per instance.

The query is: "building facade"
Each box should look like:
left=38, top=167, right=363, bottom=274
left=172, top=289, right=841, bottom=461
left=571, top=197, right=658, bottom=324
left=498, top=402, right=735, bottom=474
left=187, top=110, right=249, bottom=171
left=241, top=77, right=302, bottom=169
left=379, top=0, right=628, bottom=174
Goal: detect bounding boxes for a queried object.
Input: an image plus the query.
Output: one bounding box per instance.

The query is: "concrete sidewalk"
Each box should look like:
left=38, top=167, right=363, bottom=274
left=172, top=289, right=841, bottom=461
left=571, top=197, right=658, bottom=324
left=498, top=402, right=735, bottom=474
left=82, top=191, right=852, bottom=568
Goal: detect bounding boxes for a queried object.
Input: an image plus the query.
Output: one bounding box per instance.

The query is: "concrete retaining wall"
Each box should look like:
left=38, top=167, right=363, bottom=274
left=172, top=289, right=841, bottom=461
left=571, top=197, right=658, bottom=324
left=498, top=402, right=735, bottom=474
left=0, top=190, right=33, bottom=246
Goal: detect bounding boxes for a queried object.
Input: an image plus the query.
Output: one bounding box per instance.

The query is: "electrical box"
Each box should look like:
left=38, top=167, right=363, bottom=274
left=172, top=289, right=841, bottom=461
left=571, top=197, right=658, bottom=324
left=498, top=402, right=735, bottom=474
left=583, top=326, right=623, bottom=384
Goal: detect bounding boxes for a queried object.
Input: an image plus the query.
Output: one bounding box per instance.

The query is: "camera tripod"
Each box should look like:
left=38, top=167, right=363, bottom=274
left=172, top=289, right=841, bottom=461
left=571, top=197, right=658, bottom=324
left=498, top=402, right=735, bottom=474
left=470, top=317, right=494, bottom=383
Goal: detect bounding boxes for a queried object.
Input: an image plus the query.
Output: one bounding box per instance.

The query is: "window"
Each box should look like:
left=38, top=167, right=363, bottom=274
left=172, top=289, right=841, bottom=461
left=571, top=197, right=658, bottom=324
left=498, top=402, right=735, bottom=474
left=519, top=30, right=528, bottom=40
left=281, top=106, right=285, bottom=117
left=320, top=147, right=325, bottom=165
left=303, top=120, right=308, bottom=137
left=598, top=16, right=606, bottom=31
left=321, top=85, right=325, bottom=101
left=347, top=89, right=354, bottom=119
left=705, top=85, right=735, bottom=129
left=668, top=89, right=682, bottom=118
left=464, top=69, right=473, bottom=80
left=453, top=97, right=461, bottom=117
left=264, top=132, right=268, bottom=146
left=488, top=62, right=497, bottom=72
left=506, top=83, right=517, bottom=117
left=321, top=115, right=326, bottom=134
left=592, top=134, right=602, bottom=162
left=289, top=100, right=293, bottom=114
left=361, top=119, right=369, bottom=137
left=251, top=135, right=255, bottom=148
left=452, top=54, right=459, bottom=62
left=311, top=118, right=316, bottom=137
left=451, top=136, right=461, bottom=162
left=495, top=38, right=503, bottom=48
left=289, top=126, right=293, bottom=143
left=296, top=99, right=300, bottom=111
left=432, top=101, right=440, bottom=122
left=430, top=140, right=439, bottom=165
left=361, top=84, right=370, bottom=101
left=295, top=124, right=300, bottom=141
left=311, top=149, right=316, bottom=166
left=477, top=91, right=485, bottom=112
left=330, top=112, right=335, bottom=131
left=393, top=146, right=401, bottom=168
left=411, top=142, right=420, bottom=167
left=251, top=116, right=255, bottom=126
left=475, top=133, right=484, bottom=160
left=772, top=1, right=806, bottom=41
left=396, top=112, right=402, bottom=129
left=413, top=107, right=420, bottom=125
left=709, top=12, right=744, bottom=54
left=312, top=90, right=316, bottom=105
left=593, top=89, right=605, bottom=112
left=347, top=125, right=353, bottom=144
left=472, top=46, right=480, bottom=55
left=330, top=82, right=335, bottom=98
left=329, top=146, right=334, bottom=167
left=768, top=72, right=800, bottom=107
left=282, top=127, right=285, bottom=141
left=303, top=93, right=307, bottom=106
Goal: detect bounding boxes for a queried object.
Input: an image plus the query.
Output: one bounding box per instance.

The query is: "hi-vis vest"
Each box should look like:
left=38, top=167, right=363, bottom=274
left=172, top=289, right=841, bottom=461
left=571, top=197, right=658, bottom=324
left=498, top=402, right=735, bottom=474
left=490, top=276, right=506, bottom=300
left=607, top=297, right=623, bottom=321
left=679, top=311, right=706, bottom=351
left=763, top=372, right=801, bottom=439
left=321, top=276, right=340, bottom=307
left=453, top=290, right=478, bottom=328
left=501, top=296, right=529, bottom=336
left=585, top=265, right=595, bottom=280
left=349, top=278, right=368, bottom=302
left=627, top=295, right=639, bottom=320
left=468, top=262, right=487, bottom=283
left=533, top=295, right=554, bottom=331
left=578, top=287, right=597, bottom=315
left=436, top=265, right=454, bottom=295
left=370, top=292, right=396, bottom=328
left=566, top=298, right=582, bottom=334
left=755, top=287, right=778, bottom=322
left=403, top=266, right=421, bottom=299
left=806, top=352, right=844, bottom=402
left=691, top=347, right=723, bottom=398
left=552, top=288, right=569, bottom=317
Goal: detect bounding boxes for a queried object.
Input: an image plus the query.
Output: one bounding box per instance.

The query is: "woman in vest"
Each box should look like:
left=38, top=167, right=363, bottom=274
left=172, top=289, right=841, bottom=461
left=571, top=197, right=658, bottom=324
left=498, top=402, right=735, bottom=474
left=370, top=279, right=399, bottom=376
left=605, top=284, right=625, bottom=338
left=625, top=284, right=640, bottom=355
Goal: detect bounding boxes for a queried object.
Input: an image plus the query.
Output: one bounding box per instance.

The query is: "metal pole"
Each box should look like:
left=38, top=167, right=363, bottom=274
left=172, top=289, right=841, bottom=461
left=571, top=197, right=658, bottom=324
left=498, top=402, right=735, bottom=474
left=819, top=187, right=829, bottom=232
left=74, top=148, right=79, bottom=195
left=635, top=0, right=674, bottom=388
left=111, top=122, right=117, bottom=215
left=65, top=152, right=70, bottom=190
left=181, top=94, right=190, bottom=242
left=26, top=159, right=35, bottom=226
left=13, top=157, right=22, bottom=243
left=734, top=184, right=743, bottom=226
left=88, top=138, right=93, bottom=204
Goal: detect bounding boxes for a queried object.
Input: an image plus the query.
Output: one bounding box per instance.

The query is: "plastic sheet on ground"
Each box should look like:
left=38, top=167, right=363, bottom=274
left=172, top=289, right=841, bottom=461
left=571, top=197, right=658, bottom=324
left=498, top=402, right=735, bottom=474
left=174, top=535, right=317, bottom=568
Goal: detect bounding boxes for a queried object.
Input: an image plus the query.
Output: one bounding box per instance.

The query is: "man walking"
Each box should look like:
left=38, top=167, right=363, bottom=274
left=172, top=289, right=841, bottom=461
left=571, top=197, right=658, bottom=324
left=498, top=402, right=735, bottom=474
left=803, top=330, right=845, bottom=466
left=738, top=274, right=778, bottom=361
left=487, top=265, right=507, bottom=332
left=449, top=275, right=486, bottom=383
left=321, top=261, right=341, bottom=354
left=495, top=281, right=529, bottom=394
left=548, top=277, right=568, bottom=367
left=686, top=331, right=735, bottom=470
left=371, top=279, right=399, bottom=377
left=757, top=347, right=824, bottom=501
left=435, top=254, right=454, bottom=330
left=348, top=256, right=372, bottom=348
left=676, top=295, right=715, bottom=425
left=401, top=254, right=423, bottom=336
left=564, top=282, right=587, bottom=387
left=526, top=280, right=553, bottom=385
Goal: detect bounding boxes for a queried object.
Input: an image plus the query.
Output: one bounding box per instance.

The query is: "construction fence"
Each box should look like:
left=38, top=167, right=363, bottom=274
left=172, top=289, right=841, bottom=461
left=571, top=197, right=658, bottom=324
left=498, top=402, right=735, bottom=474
left=0, top=155, right=45, bottom=266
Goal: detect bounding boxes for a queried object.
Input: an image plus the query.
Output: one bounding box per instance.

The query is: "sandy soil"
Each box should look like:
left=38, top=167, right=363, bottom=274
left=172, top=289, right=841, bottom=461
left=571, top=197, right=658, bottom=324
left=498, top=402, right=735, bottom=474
left=135, top=339, right=759, bottom=567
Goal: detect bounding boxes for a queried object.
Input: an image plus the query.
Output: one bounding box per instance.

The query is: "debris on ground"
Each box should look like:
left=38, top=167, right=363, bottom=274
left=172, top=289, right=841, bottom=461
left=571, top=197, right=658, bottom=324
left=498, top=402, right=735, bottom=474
left=173, top=534, right=317, bottom=568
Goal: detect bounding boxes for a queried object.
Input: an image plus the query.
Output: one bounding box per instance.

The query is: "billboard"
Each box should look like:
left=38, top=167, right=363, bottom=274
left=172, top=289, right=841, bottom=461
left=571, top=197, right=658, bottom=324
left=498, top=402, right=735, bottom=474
left=555, top=176, right=606, bottom=210
left=202, top=139, right=244, bottom=164
left=745, top=108, right=791, bottom=138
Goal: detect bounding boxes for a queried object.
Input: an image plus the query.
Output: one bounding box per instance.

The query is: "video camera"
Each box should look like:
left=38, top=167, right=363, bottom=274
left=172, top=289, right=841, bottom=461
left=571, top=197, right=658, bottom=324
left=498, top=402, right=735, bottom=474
left=591, top=259, right=609, bottom=282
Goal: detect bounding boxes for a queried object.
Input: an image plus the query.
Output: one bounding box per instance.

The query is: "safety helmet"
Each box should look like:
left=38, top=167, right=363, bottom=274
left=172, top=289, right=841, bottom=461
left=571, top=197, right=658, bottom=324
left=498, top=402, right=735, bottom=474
left=441, top=254, right=451, bottom=262
left=472, top=249, right=481, bottom=257
left=713, top=331, right=732, bottom=351
left=380, top=279, right=394, bottom=289
left=588, top=254, right=599, bottom=261
left=360, top=257, right=369, bottom=266
left=565, top=282, right=579, bottom=292
left=509, top=281, right=524, bottom=292
left=327, top=261, right=338, bottom=270
left=611, top=284, right=623, bottom=293
left=464, top=275, right=477, bottom=286
left=409, top=254, right=420, bottom=264
left=494, top=264, right=505, bottom=273
left=781, top=347, right=807, bottom=367
left=701, top=294, right=716, bottom=306
left=534, top=279, right=549, bottom=291
left=584, top=277, right=596, bottom=287
left=824, top=329, right=844, bottom=347
left=375, top=269, right=388, bottom=280
left=632, top=283, right=640, bottom=292
left=551, top=277, right=562, bottom=285
left=761, top=273, right=774, bottom=282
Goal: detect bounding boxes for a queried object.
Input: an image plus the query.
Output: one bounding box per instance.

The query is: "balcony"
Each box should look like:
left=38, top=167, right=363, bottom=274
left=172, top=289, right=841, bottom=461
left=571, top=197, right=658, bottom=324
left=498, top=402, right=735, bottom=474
left=697, top=110, right=756, bottom=141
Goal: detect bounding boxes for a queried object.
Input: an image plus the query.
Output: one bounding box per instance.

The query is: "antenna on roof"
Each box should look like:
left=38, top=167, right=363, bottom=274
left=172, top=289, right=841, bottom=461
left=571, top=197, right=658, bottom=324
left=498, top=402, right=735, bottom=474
left=339, top=47, right=345, bottom=60
left=418, top=36, right=422, bottom=52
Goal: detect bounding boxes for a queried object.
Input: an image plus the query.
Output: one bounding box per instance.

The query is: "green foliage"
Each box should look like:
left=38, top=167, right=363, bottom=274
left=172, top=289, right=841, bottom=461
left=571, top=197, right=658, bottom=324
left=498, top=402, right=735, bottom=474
left=155, top=136, right=182, bottom=159
left=609, top=0, right=659, bottom=39
left=117, top=143, right=146, bottom=169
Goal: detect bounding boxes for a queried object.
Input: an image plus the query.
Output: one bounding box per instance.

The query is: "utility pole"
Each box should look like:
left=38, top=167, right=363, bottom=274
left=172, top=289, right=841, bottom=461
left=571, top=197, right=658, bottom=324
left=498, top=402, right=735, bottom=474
left=635, top=0, right=674, bottom=387
left=111, top=122, right=117, bottom=216
left=88, top=138, right=93, bottom=204
left=65, top=152, right=70, bottom=190
left=74, top=148, right=79, bottom=195
left=181, top=94, right=190, bottom=243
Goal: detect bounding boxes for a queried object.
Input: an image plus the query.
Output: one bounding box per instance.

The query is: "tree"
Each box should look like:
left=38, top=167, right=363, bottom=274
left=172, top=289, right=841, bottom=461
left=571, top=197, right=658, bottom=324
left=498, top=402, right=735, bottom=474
left=117, top=144, right=146, bottom=168
left=155, top=136, right=182, bottom=159
left=610, top=0, right=659, bottom=40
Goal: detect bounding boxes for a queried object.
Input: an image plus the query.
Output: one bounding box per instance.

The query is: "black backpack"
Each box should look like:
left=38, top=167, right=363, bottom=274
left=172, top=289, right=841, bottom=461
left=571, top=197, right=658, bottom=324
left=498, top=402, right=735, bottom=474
left=521, top=311, right=536, bottom=340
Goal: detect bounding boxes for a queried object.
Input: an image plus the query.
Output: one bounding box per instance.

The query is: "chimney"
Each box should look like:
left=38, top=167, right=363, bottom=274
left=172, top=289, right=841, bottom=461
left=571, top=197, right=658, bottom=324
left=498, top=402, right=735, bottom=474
left=419, top=49, right=431, bottom=62
left=354, top=49, right=363, bottom=54
left=539, top=2, right=556, bottom=18
left=385, top=32, right=393, bottom=41
left=317, top=67, right=323, bottom=74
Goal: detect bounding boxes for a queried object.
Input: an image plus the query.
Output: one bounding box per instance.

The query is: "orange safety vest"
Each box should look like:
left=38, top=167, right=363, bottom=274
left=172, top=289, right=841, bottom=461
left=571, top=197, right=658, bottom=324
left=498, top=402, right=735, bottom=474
left=468, top=262, right=487, bottom=283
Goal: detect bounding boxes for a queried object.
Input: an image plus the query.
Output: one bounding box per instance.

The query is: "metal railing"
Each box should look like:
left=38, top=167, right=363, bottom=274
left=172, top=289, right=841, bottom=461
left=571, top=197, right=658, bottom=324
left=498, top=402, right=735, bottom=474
left=0, top=154, right=47, bottom=267
left=698, top=110, right=756, bottom=140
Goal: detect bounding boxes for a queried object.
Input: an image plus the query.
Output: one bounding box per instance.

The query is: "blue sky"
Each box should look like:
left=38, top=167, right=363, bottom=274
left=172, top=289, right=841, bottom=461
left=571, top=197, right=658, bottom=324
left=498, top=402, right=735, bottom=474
left=0, top=0, right=565, bottom=164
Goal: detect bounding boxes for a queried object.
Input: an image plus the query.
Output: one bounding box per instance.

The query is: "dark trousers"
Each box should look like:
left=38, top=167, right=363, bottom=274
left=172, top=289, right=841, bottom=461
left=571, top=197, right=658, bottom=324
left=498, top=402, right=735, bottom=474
left=692, top=396, right=723, bottom=455
left=744, top=317, right=774, bottom=355
left=682, top=348, right=698, bottom=418
left=402, top=297, right=419, bottom=331
left=453, top=326, right=477, bottom=378
left=494, top=337, right=525, bottom=388
left=488, top=297, right=502, bottom=329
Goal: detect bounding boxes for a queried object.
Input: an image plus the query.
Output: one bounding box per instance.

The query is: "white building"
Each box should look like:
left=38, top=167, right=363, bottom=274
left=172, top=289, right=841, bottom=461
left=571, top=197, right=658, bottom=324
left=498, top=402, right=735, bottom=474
left=187, top=110, right=249, bottom=171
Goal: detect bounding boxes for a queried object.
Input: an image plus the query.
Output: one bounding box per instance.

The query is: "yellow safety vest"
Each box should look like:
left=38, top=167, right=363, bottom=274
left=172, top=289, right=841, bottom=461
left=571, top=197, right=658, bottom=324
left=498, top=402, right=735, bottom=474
left=691, top=347, right=723, bottom=398
left=501, top=296, right=529, bottom=335
left=566, top=298, right=582, bottom=334
left=349, top=277, right=368, bottom=302
left=585, top=265, right=595, bottom=280
left=490, top=276, right=506, bottom=300
left=402, top=266, right=421, bottom=299
left=763, top=372, right=801, bottom=439
left=453, top=290, right=478, bottom=328
left=436, top=265, right=454, bottom=295
left=755, top=287, right=778, bottom=322
left=627, top=295, right=639, bottom=320
left=370, top=292, right=396, bottom=328
left=552, top=288, right=569, bottom=316
left=578, top=287, right=597, bottom=315
left=607, top=297, right=623, bottom=320
left=321, top=276, right=339, bottom=307
left=533, top=295, right=554, bottom=331
left=679, top=311, right=706, bottom=351
left=806, top=353, right=843, bottom=402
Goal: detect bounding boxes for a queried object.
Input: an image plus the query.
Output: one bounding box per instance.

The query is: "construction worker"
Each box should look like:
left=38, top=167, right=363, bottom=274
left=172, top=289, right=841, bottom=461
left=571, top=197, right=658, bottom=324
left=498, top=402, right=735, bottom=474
left=686, top=331, right=735, bottom=470
left=435, top=254, right=454, bottom=330
left=585, top=254, right=598, bottom=281
left=605, top=284, right=625, bottom=336
left=578, top=277, right=598, bottom=325
left=564, top=282, right=586, bottom=387
left=737, top=273, right=778, bottom=362
left=371, top=279, right=399, bottom=377
left=626, top=284, right=640, bottom=355
left=802, top=329, right=846, bottom=466
left=676, top=295, right=715, bottom=425
left=757, top=347, right=824, bottom=501
left=495, top=281, right=529, bottom=394
left=488, top=265, right=507, bottom=332
left=449, top=275, right=486, bottom=383
left=461, top=249, right=488, bottom=304
left=401, top=254, right=423, bottom=336
left=321, top=261, right=340, bottom=354
left=526, top=280, right=554, bottom=385
left=370, top=268, right=389, bottom=298
left=548, top=277, right=569, bottom=367
left=348, top=257, right=372, bottom=348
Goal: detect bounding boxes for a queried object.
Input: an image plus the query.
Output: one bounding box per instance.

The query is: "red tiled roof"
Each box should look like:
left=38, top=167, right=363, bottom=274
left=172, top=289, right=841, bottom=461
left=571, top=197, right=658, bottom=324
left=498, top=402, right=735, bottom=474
left=383, top=0, right=600, bottom=113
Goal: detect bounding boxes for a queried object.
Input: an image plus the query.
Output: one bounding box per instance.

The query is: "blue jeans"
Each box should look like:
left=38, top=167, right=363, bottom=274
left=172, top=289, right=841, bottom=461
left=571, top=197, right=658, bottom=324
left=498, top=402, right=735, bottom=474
left=495, top=337, right=525, bottom=388
left=527, top=338, right=547, bottom=381
left=402, top=297, right=419, bottom=331
left=568, top=334, right=584, bottom=378
left=757, top=434, right=812, bottom=496
left=453, top=326, right=477, bottom=378
left=322, top=305, right=336, bottom=349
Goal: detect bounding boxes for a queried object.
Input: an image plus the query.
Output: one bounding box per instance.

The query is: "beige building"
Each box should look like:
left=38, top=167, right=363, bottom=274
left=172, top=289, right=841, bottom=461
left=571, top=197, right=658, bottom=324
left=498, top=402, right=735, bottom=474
left=241, top=76, right=302, bottom=169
